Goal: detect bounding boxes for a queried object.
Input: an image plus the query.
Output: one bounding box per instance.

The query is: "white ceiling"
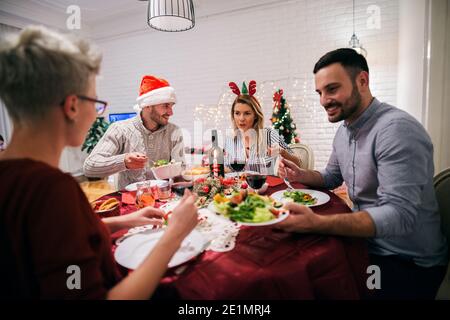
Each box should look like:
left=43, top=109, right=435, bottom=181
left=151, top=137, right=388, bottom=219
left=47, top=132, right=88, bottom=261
left=28, top=0, right=186, bottom=23
left=0, top=0, right=291, bottom=39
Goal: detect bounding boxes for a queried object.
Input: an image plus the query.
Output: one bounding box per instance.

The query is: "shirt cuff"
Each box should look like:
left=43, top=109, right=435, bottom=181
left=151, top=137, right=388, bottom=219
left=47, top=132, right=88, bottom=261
left=319, top=169, right=339, bottom=190
left=365, top=205, right=404, bottom=238
left=116, top=153, right=128, bottom=172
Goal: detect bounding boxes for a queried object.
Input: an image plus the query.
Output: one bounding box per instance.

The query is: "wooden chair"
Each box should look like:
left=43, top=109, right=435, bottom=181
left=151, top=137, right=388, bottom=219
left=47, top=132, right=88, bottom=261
left=289, top=143, right=315, bottom=170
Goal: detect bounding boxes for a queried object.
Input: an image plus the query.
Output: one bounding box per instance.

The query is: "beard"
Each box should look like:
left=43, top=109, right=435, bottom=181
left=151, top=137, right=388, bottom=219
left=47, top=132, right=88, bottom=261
left=324, top=85, right=362, bottom=123
left=149, top=108, right=170, bottom=126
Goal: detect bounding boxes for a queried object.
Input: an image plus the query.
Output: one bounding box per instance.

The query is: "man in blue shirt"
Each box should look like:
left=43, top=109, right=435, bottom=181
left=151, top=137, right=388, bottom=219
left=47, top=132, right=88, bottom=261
left=277, top=48, right=448, bottom=299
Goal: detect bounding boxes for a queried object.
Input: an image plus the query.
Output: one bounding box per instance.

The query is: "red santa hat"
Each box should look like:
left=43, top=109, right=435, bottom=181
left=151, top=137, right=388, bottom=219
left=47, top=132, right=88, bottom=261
left=133, top=75, right=177, bottom=111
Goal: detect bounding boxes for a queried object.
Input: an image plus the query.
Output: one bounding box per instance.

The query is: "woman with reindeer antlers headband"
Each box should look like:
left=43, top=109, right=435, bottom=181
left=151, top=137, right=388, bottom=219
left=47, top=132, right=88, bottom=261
left=224, top=80, right=301, bottom=175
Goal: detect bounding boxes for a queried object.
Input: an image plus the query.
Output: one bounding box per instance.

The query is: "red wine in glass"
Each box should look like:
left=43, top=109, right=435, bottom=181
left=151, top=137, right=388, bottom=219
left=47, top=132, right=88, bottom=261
left=246, top=174, right=267, bottom=190
left=172, top=182, right=193, bottom=197
left=230, top=160, right=245, bottom=172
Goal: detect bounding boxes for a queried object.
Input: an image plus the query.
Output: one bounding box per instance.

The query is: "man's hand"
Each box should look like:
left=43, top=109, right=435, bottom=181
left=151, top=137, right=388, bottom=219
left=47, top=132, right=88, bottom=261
left=280, top=149, right=303, bottom=168
left=275, top=202, right=323, bottom=233
left=278, top=157, right=303, bottom=182
left=269, top=146, right=302, bottom=169
left=125, top=152, right=148, bottom=169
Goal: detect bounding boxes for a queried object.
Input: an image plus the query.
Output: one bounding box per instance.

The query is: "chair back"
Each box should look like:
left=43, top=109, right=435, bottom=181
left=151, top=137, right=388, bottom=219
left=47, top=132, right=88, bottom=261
left=434, top=168, right=450, bottom=242
left=434, top=167, right=450, bottom=300
left=289, top=143, right=315, bottom=170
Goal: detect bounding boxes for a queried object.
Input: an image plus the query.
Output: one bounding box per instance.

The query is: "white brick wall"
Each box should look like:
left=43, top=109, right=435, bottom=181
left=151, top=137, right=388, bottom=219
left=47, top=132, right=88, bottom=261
left=96, top=0, right=398, bottom=170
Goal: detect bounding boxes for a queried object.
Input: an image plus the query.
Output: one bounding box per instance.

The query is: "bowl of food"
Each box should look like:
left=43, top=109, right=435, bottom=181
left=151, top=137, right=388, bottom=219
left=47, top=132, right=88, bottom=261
left=151, top=160, right=183, bottom=180
left=91, top=198, right=121, bottom=218
left=181, top=166, right=210, bottom=181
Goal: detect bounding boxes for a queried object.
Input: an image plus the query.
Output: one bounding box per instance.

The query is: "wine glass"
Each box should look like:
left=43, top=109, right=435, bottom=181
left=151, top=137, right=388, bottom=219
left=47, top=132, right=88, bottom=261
left=172, top=161, right=194, bottom=198
left=246, top=156, right=268, bottom=194
left=230, top=155, right=246, bottom=177
left=172, top=181, right=193, bottom=198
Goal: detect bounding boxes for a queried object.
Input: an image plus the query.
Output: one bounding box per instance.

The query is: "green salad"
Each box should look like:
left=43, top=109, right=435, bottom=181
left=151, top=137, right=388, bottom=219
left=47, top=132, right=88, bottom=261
left=283, top=190, right=317, bottom=205
left=153, top=159, right=170, bottom=167
left=213, top=191, right=283, bottom=223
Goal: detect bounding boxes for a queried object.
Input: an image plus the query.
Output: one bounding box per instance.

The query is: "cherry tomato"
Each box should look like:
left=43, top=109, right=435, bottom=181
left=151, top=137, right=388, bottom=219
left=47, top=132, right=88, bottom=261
left=269, top=208, right=280, bottom=217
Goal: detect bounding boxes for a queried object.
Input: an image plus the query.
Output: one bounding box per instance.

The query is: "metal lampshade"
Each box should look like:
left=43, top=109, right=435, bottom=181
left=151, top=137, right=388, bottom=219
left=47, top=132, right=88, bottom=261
left=147, top=0, right=195, bottom=32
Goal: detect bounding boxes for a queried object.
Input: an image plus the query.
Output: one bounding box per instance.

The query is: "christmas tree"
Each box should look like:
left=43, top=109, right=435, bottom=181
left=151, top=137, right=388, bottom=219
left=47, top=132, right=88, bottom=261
left=271, top=89, right=299, bottom=144
left=82, top=117, right=110, bottom=154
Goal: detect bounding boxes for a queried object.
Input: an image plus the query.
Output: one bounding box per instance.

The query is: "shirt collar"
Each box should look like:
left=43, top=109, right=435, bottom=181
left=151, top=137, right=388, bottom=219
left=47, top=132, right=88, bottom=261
left=344, top=97, right=380, bottom=132
left=132, top=113, right=168, bottom=135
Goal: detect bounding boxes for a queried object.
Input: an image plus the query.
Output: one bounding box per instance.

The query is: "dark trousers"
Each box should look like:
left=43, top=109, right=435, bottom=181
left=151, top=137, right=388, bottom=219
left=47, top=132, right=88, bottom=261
left=366, top=254, right=447, bottom=300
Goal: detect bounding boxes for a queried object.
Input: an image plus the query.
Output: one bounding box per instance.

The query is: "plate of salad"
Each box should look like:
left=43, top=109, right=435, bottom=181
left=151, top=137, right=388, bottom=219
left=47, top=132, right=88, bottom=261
left=270, top=189, right=330, bottom=207
left=208, top=190, right=289, bottom=226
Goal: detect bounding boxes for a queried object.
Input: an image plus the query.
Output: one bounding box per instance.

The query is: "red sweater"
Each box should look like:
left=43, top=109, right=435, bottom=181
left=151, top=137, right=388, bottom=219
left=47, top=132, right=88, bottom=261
left=0, top=159, right=121, bottom=299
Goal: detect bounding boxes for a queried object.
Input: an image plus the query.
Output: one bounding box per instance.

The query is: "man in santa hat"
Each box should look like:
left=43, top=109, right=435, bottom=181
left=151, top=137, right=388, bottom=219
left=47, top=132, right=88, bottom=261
left=84, top=75, right=184, bottom=189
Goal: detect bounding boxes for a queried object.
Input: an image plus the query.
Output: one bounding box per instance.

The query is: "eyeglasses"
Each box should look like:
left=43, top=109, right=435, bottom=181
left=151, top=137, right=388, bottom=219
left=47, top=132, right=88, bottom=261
left=77, top=95, right=108, bottom=115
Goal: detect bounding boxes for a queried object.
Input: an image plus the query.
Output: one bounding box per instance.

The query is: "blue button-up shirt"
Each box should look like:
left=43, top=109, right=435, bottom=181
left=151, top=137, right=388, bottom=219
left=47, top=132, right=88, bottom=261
left=320, top=98, right=448, bottom=267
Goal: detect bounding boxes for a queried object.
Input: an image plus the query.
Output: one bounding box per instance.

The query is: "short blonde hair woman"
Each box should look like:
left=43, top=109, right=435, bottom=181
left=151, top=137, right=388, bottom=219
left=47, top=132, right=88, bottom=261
left=225, top=81, right=301, bottom=174
left=0, top=25, right=197, bottom=299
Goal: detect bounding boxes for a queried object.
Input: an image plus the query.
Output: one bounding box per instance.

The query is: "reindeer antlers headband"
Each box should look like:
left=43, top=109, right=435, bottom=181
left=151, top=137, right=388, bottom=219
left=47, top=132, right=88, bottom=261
left=229, top=80, right=256, bottom=96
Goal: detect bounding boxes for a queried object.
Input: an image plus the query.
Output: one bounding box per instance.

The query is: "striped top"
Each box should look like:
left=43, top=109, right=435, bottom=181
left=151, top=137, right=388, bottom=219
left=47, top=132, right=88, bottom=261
left=224, top=127, right=293, bottom=175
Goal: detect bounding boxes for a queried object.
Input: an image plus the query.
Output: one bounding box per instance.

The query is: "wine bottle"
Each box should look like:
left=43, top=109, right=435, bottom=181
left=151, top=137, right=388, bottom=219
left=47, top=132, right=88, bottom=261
left=208, top=129, right=224, bottom=178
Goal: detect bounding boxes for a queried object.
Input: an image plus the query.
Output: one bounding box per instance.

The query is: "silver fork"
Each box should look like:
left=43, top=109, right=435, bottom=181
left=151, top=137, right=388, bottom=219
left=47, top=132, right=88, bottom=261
left=283, top=178, right=295, bottom=191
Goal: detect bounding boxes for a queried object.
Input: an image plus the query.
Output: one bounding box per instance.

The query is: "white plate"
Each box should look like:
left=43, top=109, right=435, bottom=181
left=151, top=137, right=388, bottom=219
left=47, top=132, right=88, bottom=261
left=224, top=172, right=242, bottom=178
left=124, top=179, right=167, bottom=192
left=159, top=200, right=180, bottom=212
left=115, top=229, right=207, bottom=269
left=207, top=202, right=289, bottom=227
left=270, top=189, right=331, bottom=207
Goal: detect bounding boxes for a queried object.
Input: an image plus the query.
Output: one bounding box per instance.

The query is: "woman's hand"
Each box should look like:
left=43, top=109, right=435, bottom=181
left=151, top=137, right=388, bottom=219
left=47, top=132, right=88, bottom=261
left=124, top=206, right=165, bottom=228
left=103, top=206, right=164, bottom=233
left=164, top=189, right=198, bottom=243
left=106, top=189, right=199, bottom=300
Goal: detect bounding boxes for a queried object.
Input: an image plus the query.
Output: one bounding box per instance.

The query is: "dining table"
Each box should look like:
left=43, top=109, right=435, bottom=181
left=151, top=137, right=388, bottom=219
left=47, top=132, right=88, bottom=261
left=99, top=175, right=370, bottom=300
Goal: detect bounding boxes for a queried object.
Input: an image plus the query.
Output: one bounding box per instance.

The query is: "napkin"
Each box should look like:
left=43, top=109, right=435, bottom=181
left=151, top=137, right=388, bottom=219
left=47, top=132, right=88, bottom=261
left=266, top=176, right=284, bottom=187
left=121, top=192, right=136, bottom=205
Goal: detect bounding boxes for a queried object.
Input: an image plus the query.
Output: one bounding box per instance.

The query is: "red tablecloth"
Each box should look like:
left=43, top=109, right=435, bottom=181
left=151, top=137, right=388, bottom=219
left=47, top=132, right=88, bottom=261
left=102, top=176, right=369, bottom=299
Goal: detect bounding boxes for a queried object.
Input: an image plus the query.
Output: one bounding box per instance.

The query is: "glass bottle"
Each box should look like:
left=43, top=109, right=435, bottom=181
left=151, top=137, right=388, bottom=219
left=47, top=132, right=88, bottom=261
left=208, top=129, right=224, bottom=178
